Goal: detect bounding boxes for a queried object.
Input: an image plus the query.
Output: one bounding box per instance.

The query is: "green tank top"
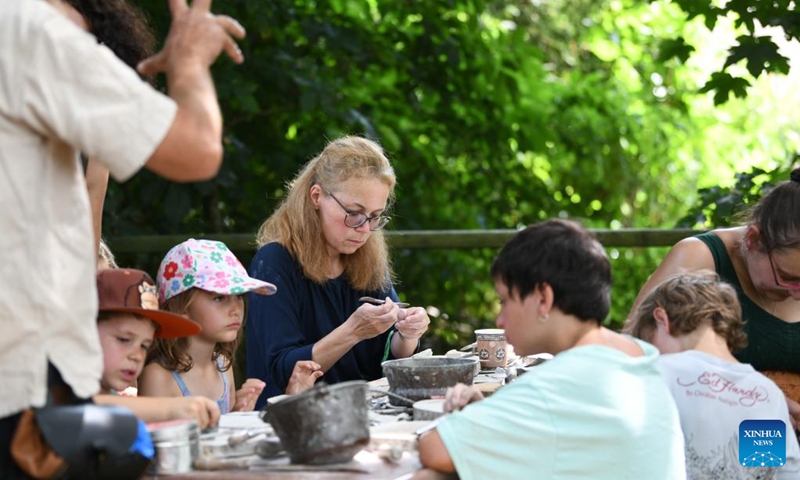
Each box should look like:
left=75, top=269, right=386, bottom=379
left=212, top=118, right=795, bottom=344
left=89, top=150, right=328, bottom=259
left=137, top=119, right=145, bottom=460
left=696, top=232, right=800, bottom=372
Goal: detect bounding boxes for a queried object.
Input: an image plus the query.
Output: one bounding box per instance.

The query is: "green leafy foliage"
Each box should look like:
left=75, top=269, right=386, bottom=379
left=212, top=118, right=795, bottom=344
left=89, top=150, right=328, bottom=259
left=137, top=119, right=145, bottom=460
left=657, top=37, right=695, bottom=63
left=698, top=72, right=750, bottom=105
left=107, top=0, right=736, bottom=353
left=726, top=36, right=791, bottom=78
left=678, top=159, right=799, bottom=229
left=657, top=0, right=797, bottom=103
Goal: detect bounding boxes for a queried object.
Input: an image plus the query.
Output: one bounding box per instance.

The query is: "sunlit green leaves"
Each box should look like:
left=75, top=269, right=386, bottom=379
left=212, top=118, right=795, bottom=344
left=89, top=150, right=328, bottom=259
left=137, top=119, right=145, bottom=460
left=699, top=72, right=750, bottom=105
left=667, top=0, right=720, bottom=28
left=725, top=35, right=791, bottom=78
left=656, top=0, right=797, bottom=103
left=657, top=37, right=695, bottom=63
left=678, top=164, right=798, bottom=228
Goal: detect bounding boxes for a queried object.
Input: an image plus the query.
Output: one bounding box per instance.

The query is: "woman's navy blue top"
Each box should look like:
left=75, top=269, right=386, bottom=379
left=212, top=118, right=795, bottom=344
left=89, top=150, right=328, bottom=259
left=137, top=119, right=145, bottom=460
left=246, top=242, right=400, bottom=407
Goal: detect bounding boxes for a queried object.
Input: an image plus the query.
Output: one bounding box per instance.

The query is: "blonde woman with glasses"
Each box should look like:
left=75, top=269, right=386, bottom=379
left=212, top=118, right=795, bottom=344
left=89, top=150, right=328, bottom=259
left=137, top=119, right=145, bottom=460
left=246, top=136, right=429, bottom=405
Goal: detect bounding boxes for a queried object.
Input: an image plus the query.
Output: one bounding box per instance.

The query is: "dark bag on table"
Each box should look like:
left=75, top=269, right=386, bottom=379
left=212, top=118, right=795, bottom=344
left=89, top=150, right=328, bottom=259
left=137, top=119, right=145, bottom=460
left=10, top=408, right=66, bottom=479
left=11, top=403, right=153, bottom=480
left=10, top=364, right=153, bottom=479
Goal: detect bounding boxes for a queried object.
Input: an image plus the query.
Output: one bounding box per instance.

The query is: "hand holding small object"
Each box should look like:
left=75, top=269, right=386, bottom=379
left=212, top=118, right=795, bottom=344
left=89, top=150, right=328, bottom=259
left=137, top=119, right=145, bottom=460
left=395, top=306, right=430, bottom=341
left=443, top=383, right=484, bottom=413
left=169, top=396, right=221, bottom=430
left=359, top=297, right=429, bottom=340
left=359, top=296, right=410, bottom=308
left=347, top=298, right=400, bottom=340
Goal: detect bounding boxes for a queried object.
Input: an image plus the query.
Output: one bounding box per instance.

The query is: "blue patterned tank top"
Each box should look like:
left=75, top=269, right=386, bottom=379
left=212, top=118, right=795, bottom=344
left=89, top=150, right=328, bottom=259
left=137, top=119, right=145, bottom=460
left=169, top=356, right=231, bottom=414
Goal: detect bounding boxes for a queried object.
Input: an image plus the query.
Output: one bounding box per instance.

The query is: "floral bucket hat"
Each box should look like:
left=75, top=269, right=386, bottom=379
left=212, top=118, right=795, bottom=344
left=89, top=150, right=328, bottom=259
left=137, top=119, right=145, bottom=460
left=156, top=239, right=277, bottom=303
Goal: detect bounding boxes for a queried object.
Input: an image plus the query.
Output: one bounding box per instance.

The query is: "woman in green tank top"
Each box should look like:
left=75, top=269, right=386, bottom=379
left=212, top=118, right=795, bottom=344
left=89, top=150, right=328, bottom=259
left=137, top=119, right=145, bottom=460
left=624, top=168, right=800, bottom=427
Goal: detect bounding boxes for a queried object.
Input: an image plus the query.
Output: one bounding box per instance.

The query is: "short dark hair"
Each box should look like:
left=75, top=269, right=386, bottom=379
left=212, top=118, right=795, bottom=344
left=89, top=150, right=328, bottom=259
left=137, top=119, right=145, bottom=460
left=747, top=168, right=800, bottom=252
left=490, top=219, right=611, bottom=323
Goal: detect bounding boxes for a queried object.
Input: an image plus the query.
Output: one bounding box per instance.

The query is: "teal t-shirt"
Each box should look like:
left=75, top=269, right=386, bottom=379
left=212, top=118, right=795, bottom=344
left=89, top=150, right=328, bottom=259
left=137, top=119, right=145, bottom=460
left=436, top=339, right=686, bottom=480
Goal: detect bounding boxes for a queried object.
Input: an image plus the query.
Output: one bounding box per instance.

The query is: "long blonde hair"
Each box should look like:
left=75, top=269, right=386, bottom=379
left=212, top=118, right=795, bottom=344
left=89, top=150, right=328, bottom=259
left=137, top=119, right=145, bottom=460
left=256, top=136, right=396, bottom=291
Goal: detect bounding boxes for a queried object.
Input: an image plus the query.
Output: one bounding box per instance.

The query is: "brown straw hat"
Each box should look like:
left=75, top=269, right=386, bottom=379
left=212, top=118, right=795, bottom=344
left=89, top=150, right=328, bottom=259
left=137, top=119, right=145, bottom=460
left=97, top=269, right=201, bottom=338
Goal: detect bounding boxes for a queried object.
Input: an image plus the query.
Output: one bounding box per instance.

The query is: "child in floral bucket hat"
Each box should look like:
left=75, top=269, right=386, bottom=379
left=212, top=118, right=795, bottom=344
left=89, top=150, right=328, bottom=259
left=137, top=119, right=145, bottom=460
left=139, top=239, right=322, bottom=413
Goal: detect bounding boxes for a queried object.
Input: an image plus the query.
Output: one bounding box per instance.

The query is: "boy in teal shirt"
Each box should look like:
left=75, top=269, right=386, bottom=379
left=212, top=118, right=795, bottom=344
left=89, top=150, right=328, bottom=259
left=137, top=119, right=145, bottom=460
left=418, top=219, right=686, bottom=479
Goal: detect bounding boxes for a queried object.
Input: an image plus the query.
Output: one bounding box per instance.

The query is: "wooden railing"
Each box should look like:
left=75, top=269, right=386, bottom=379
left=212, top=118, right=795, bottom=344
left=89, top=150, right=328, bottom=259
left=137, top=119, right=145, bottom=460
left=107, top=228, right=700, bottom=253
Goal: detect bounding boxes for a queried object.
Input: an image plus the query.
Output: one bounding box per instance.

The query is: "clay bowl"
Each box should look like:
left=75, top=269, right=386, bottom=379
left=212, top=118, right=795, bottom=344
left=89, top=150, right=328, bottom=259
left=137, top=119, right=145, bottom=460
left=381, top=357, right=479, bottom=406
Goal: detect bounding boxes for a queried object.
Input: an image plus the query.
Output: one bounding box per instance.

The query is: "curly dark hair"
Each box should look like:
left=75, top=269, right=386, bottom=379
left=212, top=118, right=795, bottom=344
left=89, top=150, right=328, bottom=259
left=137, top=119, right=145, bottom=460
left=64, top=0, right=156, bottom=73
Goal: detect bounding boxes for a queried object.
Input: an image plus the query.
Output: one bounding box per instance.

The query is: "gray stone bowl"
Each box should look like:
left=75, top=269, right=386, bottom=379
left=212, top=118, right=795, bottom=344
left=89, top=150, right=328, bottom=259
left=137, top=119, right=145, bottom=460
left=381, top=357, right=479, bottom=406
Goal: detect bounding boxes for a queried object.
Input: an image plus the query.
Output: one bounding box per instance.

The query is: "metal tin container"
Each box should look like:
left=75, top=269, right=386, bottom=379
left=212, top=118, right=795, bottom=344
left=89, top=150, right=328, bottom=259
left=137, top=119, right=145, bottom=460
left=147, top=419, right=199, bottom=475
left=263, top=381, right=370, bottom=465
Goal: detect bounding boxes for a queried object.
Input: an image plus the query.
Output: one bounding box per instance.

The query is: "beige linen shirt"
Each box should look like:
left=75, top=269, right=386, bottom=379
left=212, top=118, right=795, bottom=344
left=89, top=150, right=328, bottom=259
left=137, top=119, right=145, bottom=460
left=0, top=0, right=178, bottom=417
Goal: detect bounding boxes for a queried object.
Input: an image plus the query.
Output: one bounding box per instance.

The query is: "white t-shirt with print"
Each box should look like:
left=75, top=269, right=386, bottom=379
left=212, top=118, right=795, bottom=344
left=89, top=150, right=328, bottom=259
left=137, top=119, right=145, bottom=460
left=658, top=350, right=800, bottom=480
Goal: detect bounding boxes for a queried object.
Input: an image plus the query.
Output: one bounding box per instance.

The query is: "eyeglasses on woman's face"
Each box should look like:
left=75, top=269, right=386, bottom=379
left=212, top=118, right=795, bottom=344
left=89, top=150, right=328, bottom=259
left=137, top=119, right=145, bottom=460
left=767, top=251, right=800, bottom=290
left=326, top=191, right=390, bottom=231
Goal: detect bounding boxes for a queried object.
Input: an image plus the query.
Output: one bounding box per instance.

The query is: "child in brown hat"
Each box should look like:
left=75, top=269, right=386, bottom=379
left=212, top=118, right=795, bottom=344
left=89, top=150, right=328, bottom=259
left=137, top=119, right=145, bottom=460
left=92, top=269, right=220, bottom=429
left=95, top=268, right=201, bottom=392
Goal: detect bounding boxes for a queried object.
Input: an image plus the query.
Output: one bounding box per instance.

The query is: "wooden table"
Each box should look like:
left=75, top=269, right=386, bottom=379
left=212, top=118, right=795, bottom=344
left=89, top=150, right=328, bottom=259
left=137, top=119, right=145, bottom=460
left=142, top=370, right=509, bottom=480
left=143, top=451, right=421, bottom=479
left=143, top=385, right=425, bottom=480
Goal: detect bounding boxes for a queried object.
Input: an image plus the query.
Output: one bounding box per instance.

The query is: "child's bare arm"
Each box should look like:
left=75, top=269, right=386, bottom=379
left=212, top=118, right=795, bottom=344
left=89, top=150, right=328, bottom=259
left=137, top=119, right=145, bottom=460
left=418, top=429, right=456, bottom=473
left=285, top=360, right=323, bottom=395
left=788, top=397, right=800, bottom=430
left=94, top=394, right=220, bottom=429
left=85, top=157, right=110, bottom=258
